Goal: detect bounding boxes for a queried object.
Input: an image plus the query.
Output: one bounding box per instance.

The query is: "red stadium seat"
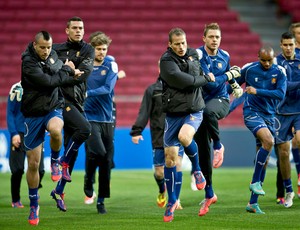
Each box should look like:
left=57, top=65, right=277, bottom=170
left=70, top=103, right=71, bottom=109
left=0, top=0, right=261, bottom=128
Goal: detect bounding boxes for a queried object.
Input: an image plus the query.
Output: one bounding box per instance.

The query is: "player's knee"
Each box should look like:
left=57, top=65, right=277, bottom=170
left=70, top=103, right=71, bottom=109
left=165, top=158, right=176, bottom=168
left=49, top=128, right=62, bottom=141
left=75, top=123, right=91, bottom=142
left=263, top=138, right=274, bottom=151
left=27, top=159, right=39, bottom=171
left=155, top=167, right=164, bottom=178
left=178, top=133, right=191, bottom=146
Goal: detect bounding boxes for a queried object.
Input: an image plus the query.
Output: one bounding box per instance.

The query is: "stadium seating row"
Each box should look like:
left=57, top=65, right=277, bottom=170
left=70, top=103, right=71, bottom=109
left=0, top=0, right=259, bottom=128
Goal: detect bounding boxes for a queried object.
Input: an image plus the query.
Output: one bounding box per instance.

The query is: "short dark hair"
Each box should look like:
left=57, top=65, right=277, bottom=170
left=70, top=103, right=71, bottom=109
left=67, top=16, right=83, bottom=28
left=281, top=31, right=295, bottom=42
left=259, top=45, right=274, bottom=56
left=203, top=23, right=221, bottom=36
left=168, top=28, right=185, bottom=43
left=35, top=31, right=52, bottom=42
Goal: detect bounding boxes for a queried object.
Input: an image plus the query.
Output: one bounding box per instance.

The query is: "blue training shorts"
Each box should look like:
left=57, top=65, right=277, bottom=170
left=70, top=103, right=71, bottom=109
left=275, top=114, right=300, bottom=144
left=164, top=111, right=203, bottom=148
left=243, top=108, right=275, bottom=146
left=24, top=109, right=63, bottom=151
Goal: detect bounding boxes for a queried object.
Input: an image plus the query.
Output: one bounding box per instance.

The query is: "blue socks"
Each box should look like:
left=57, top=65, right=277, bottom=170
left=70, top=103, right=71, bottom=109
left=97, top=197, right=104, bottom=204
left=250, top=169, right=266, bottom=204
left=252, top=147, right=269, bottom=183
left=292, top=148, right=300, bottom=175
left=205, top=184, right=214, bottom=199
left=51, top=150, right=60, bottom=164
left=250, top=192, right=259, bottom=204
left=164, top=166, right=177, bottom=204
left=213, top=140, right=222, bottom=150
left=29, top=188, right=39, bottom=208
left=283, top=178, right=293, bottom=193
left=184, top=140, right=200, bottom=172
left=55, top=180, right=66, bottom=194
left=175, top=171, right=182, bottom=200
left=60, top=139, right=81, bottom=164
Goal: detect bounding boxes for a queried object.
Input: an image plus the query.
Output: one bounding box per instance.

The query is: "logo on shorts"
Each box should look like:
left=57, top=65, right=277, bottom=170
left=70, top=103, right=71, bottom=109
left=190, top=115, right=195, bottom=121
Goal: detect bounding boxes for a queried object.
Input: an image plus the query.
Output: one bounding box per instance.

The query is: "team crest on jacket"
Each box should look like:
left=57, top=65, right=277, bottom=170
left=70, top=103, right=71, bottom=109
left=76, top=51, right=80, bottom=57
left=190, top=114, right=195, bottom=121
left=271, top=78, right=277, bottom=84
left=217, top=63, right=222, bottom=69
left=50, top=58, right=55, bottom=64
left=101, top=70, right=107, bottom=76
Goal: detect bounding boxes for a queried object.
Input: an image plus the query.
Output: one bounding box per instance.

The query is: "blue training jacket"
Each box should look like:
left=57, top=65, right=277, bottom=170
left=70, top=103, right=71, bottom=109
left=238, top=61, right=287, bottom=115
left=275, top=52, right=300, bottom=115
left=7, top=94, right=25, bottom=137
left=196, top=46, right=231, bottom=102
left=84, top=56, right=118, bottom=122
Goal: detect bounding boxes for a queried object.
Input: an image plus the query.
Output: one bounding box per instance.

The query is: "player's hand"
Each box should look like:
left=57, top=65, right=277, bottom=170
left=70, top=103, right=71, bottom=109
left=65, top=59, right=75, bottom=69
left=245, top=86, right=257, bottom=95
left=207, top=72, right=215, bottom=82
left=74, top=69, right=84, bottom=78
left=230, top=82, right=243, bottom=98
left=118, top=70, right=126, bottom=79
left=225, top=66, right=241, bottom=81
left=132, top=135, right=143, bottom=144
left=12, top=134, right=21, bottom=148
left=9, top=83, right=23, bottom=102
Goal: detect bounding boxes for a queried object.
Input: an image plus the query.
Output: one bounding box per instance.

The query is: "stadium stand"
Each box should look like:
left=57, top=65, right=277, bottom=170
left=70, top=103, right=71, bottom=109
left=277, top=0, right=300, bottom=22
left=0, top=0, right=262, bottom=128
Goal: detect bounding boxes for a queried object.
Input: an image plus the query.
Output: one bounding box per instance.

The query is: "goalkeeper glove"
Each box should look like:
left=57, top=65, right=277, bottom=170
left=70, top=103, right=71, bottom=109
left=225, top=65, right=241, bottom=81
left=230, top=82, right=243, bottom=98
left=9, top=82, right=23, bottom=102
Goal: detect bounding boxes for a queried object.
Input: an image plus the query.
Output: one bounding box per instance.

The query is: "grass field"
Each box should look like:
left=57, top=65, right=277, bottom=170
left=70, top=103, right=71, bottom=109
left=0, top=168, right=300, bottom=229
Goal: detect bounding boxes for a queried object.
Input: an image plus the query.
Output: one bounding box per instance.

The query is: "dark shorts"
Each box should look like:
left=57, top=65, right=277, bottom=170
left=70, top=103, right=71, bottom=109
left=275, top=114, right=300, bottom=144
left=164, top=111, right=203, bottom=148
left=24, top=109, right=63, bottom=151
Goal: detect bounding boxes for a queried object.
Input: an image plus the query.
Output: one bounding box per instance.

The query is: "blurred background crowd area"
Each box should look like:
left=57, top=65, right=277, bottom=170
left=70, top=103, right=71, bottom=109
left=0, top=0, right=298, bottom=129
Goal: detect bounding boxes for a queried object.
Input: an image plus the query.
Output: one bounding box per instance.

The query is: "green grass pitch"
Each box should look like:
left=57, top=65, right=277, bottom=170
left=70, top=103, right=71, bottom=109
left=0, top=168, right=300, bottom=229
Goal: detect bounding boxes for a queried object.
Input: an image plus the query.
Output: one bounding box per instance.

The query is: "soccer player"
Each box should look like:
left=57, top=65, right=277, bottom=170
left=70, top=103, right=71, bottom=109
left=83, top=32, right=118, bottom=214
left=21, top=30, right=82, bottom=225
left=288, top=22, right=300, bottom=197
left=237, top=46, right=286, bottom=214
left=274, top=24, right=300, bottom=205
left=83, top=33, right=126, bottom=205
left=194, top=22, right=243, bottom=216
left=7, top=82, right=45, bottom=209
left=159, top=27, right=214, bottom=222
left=274, top=32, right=300, bottom=207
left=50, top=16, right=94, bottom=212
left=130, top=76, right=184, bottom=210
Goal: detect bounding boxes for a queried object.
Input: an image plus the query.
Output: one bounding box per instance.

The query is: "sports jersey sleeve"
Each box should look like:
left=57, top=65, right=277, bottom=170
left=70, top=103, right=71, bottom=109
left=87, top=61, right=118, bottom=96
